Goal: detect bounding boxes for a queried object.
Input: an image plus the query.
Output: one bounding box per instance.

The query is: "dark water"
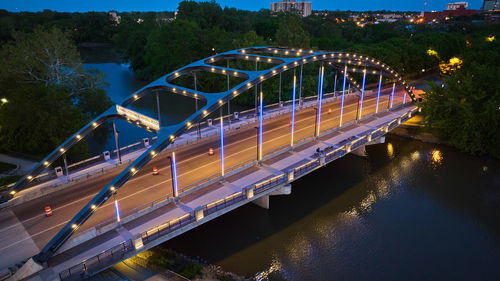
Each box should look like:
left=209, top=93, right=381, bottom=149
left=161, top=135, right=500, bottom=281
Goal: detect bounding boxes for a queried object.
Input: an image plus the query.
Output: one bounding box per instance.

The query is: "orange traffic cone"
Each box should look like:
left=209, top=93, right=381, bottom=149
left=208, top=148, right=214, bottom=155
left=45, top=206, right=53, bottom=216
left=153, top=167, right=159, bottom=175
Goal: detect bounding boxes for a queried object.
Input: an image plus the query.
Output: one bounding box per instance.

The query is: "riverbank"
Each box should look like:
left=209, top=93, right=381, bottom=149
left=136, top=247, right=247, bottom=281
left=388, top=114, right=442, bottom=144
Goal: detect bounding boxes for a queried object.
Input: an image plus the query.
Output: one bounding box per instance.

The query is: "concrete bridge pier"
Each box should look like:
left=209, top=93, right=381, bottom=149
left=252, top=184, right=291, bottom=209
left=350, top=136, right=386, bottom=157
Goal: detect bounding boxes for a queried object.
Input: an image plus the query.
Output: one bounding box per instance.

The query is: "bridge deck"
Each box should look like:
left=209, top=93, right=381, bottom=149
left=42, top=105, right=416, bottom=280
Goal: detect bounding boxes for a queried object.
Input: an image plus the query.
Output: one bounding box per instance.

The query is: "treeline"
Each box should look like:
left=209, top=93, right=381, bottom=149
left=0, top=2, right=499, bottom=158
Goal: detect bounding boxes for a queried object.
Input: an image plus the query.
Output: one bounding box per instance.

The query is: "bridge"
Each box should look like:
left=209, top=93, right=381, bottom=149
left=0, top=47, right=418, bottom=281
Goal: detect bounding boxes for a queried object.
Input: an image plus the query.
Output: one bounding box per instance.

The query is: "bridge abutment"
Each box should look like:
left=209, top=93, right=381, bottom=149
left=252, top=184, right=291, bottom=209
left=350, top=136, right=386, bottom=157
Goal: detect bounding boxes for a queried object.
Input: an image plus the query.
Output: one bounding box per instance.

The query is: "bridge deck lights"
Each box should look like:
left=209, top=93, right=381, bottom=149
left=76, top=134, right=81, bottom=139
left=285, top=51, right=289, bottom=55
left=170, top=135, right=175, bottom=140
left=272, top=70, right=277, bottom=74
left=151, top=151, right=156, bottom=156
left=110, top=186, right=115, bottom=191
left=211, top=68, right=215, bottom=72
left=187, top=122, right=191, bottom=127
left=260, top=76, right=264, bottom=80
left=241, top=49, right=246, bottom=53
left=245, top=55, right=249, bottom=59
left=27, top=175, right=32, bottom=180
left=203, top=110, right=208, bottom=115
left=274, top=50, right=278, bottom=53
left=234, top=71, right=238, bottom=75
left=175, top=72, right=179, bottom=76
left=92, top=122, right=98, bottom=127
left=283, top=65, right=287, bottom=69
left=219, top=99, right=223, bottom=104
left=256, top=57, right=260, bottom=61
left=222, top=69, right=226, bottom=73
left=71, top=224, right=77, bottom=229
left=130, top=168, right=136, bottom=173
left=133, top=95, right=138, bottom=99
left=59, top=148, right=65, bottom=152
left=44, top=161, right=49, bottom=166
left=194, top=93, right=197, bottom=98
left=182, top=90, right=186, bottom=94
left=10, top=191, right=16, bottom=195
left=309, top=50, right=313, bottom=53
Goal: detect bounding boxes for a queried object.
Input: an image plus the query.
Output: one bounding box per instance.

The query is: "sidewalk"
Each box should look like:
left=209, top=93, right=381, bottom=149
left=0, top=154, right=37, bottom=176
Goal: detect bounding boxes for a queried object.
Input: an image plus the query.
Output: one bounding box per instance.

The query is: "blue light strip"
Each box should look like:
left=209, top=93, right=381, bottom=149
left=403, top=90, right=407, bottom=104
left=339, top=65, right=347, bottom=127
left=220, top=115, right=225, bottom=176
left=376, top=72, right=382, bottom=113
left=390, top=82, right=395, bottom=108
left=172, top=152, right=179, bottom=196
left=290, top=74, right=297, bottom=147
left=359, top=69, right=367, bottom=120
left=316, top=65, right=324, bottom=137
left=114, top=198, right=120, bottom=223
left=259, top=90, right=263, bottom=160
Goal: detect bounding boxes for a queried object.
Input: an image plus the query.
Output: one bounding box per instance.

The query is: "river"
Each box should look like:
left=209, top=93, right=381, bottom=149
left=86, top=61, right=500, bottom=281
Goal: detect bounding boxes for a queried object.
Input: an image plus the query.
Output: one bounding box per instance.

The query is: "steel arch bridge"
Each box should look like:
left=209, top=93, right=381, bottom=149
left=2, top=46, right=417, bottom=262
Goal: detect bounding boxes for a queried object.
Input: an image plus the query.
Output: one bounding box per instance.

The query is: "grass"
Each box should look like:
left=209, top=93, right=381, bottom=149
left=0, top=162, right=16, bottom=174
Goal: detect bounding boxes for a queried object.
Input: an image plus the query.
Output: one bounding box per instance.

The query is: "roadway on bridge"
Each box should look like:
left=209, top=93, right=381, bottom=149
left=0, top=88, right=405, bottom=269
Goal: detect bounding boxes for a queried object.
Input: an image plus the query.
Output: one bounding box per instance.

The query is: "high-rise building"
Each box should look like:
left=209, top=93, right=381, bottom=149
left=447, top=2, right=468, bottom=10
left=482, top=0, right=500, bottom=11
left=271, top=0, right=312, bottom=17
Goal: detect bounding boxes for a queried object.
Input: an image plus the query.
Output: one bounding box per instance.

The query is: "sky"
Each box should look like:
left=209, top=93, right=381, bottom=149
left=0, top=0, right=485, bottom=13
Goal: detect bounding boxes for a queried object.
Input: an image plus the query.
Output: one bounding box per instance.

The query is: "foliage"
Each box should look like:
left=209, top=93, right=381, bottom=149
left=0, top=27, right=111, bottom=158
left=275, top=13, right=310, bottom=48
left=421, top=35, right=500, bottom=158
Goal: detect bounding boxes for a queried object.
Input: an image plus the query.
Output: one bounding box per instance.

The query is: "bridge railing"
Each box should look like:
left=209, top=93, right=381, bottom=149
left=59, top=240, right=134, bottom=281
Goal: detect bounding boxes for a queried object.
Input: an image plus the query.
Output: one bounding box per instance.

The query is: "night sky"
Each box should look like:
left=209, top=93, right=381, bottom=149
left=1, top=0, right=485, bottom=13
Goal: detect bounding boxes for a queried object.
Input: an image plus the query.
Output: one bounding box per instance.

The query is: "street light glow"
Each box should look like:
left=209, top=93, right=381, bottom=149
left=1, top=98, right=7, bottom=103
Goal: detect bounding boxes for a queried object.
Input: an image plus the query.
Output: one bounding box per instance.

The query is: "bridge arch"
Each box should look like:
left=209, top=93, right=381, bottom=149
left=1, top=47, right=415, bottom=261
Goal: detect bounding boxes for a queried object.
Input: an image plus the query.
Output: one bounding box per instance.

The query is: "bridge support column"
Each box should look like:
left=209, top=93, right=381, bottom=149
left=320, top=155, right=326, bottom=166
left=133, top=235, right=144, bottom=250
left=246, top=186, right=255, bottom=200
left=195, top=206, right=204, bottom=221
left=252, top=184, right=291, bottom=209
left=351, top=145, right=367, bottom=157
left=286, top=169, right=294, bottom=182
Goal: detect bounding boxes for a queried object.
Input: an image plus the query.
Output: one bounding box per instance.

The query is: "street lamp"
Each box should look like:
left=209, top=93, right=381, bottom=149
left=1, top=98, right=7, bottom=104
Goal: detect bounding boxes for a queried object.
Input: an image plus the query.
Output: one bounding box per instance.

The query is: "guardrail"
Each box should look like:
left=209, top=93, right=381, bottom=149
left=59, top=240, right=134, bottom=281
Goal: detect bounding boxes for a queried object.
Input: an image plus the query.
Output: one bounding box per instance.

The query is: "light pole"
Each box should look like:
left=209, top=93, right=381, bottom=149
left=167, top=152, right=178, bottom=197
left=113, top=122, right=121, bottom=164
left=358, top=68, right=367, bottom=120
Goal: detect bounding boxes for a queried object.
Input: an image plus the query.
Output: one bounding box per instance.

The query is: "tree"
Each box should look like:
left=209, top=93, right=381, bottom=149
left=421, top=39, right=500, bottom=158
left=275, top=13, right=310, bottom=48
left=0, top=27, right=111, bottom=158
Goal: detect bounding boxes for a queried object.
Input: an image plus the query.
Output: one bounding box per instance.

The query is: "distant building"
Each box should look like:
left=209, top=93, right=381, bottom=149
left=271, top=0, right=312, bottom=17
left=482, top=0, right=500, bottom=11
left=447, top=2, right=468, bottom=10
left=423, top=2, right=477, bottom=23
